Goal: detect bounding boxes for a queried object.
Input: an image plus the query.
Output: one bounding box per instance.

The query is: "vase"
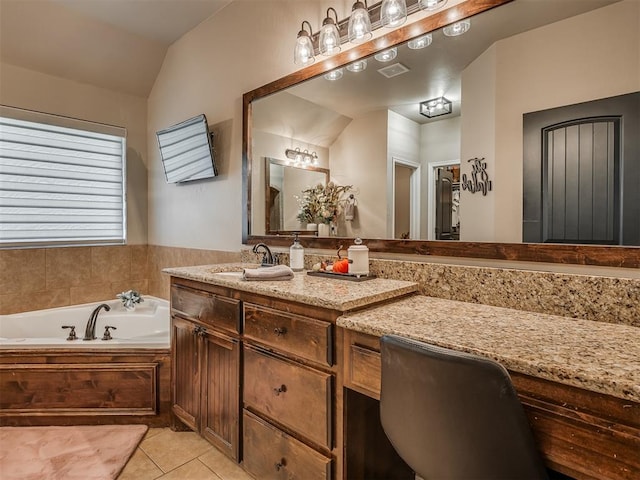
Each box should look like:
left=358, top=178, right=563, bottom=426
left=306, top=223, right=318, bottom=232
left=317, top=223, right=330, bottom=237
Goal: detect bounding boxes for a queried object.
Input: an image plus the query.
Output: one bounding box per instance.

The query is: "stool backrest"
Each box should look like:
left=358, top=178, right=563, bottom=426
left=380, top=334, right=549, bottom=480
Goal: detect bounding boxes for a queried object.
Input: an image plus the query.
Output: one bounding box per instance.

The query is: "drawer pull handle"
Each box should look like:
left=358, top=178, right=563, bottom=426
left=273, top=384, right=287, bottom=396
left=274, top=458, right=287, bottom=471
left=273, top=327, right=287, bottom=336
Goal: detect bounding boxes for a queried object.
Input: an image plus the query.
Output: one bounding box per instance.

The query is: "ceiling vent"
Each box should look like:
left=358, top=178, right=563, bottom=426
left=377, top=63, right=410, bottom=79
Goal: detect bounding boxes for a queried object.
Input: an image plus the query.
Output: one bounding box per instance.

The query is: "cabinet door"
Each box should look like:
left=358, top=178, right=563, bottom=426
left=201, top=327, right=241, bottom=461
left=171, top=315, right=200, bottom=430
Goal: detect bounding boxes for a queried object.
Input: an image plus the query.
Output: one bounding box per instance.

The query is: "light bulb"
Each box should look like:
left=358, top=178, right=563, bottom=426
left=347, top=59, right=368, bottom=73
left=443, top=19, right=471, bottom=37
left=324, top=68, right=344, bottom=81
left=408, top=33, right=432, bottom=50
left=374, top=47, right=397, bottom=62
left=348, top=1, right=372, bottom=44
left=381, top=0, right=407, bottom=28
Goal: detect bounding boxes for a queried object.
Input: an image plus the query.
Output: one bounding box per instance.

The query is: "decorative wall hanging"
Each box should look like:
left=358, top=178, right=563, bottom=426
left=462, top=157, right=492, bottom=196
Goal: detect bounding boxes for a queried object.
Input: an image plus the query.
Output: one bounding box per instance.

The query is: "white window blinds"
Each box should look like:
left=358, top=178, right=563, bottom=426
left=0, top=106, right=126, bottom=248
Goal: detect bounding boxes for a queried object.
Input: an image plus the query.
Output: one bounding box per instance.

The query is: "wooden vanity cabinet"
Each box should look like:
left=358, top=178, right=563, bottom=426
left=342, top=329, right=640, bottom=480
left=170, top=280, right=241, bottom=460
left=242, top=302, right=340, bottom=480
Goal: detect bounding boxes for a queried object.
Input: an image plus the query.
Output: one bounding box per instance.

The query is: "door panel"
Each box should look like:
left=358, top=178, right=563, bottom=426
left=523, top=91, right=639, bottom=245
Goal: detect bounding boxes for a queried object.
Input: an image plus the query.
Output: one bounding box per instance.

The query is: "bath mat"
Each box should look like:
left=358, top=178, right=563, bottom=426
left=0, top=424, right=147, bottom=480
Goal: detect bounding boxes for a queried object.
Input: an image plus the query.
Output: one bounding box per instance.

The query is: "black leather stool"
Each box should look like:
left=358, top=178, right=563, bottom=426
left=380, top=334, right=549, bottom=480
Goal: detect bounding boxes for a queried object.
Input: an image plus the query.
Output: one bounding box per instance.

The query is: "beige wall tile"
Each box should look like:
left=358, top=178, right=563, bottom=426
left=0, top=248, right=46, bottom=294
left=69, top=283, right=113, bottom=305
left=0, top=288, right=69, bottom=315
left=130, top=244, right=149, bottom=281
left=46, top=247, right=91, bottom=288
left=91, top=245, right=131, bottom=284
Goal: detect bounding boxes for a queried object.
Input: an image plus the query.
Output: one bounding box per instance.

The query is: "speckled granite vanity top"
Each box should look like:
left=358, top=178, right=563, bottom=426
left=338, top=295, right=640, bottom=402
left=163, top=264, right=418, bottom=311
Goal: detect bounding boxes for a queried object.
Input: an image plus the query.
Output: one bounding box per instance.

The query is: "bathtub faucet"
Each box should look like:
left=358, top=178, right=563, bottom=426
left=84, top=303, right=111, bottom=341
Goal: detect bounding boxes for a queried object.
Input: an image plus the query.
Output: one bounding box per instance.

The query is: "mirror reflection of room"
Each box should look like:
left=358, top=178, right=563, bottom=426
left=250, top=0, right=639, bottom=246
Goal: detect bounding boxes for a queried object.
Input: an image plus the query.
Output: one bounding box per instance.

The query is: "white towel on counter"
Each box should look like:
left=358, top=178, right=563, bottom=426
left=242, top=265, right=294, bottom=281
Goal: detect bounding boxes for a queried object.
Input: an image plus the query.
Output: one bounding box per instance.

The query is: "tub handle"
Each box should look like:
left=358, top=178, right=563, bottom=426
left=62, top=325, right=77, bottom=341
left=102, top=325, right=116, bottom=341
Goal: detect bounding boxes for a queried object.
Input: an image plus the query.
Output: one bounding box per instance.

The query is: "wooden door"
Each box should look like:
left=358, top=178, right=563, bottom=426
left=171, top=315, right=200, bottom=430
left=435, top=168, right=454, bottom=240
left=200, top=328, right=240, bottom=460
left=542, top=118, right=619, bottom=243
left=523, top=92, right=640, bottom=245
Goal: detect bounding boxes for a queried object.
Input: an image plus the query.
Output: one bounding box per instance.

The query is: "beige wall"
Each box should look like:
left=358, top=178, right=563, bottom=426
left=461, top=0, right=640, bottom=242
left=147, top=1, right=331, bottom=251
left=330, top=110, right=388, bottom=238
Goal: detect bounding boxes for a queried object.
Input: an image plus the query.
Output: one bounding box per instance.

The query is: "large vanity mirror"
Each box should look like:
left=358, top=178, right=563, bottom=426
left=243, top=0, right=640, bottom=267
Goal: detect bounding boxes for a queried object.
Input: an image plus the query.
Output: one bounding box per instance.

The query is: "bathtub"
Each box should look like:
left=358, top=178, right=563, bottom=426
left=0, top=296, right=170, bottom=349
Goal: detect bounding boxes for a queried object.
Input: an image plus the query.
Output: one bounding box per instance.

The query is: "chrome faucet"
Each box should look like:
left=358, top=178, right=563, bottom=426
left=252, top=243, right=277, bottom=266
left=84, top=303, right=110, bottom=340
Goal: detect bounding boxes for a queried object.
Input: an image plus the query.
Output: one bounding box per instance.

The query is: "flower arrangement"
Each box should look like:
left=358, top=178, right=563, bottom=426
left=296, top=182, right=352, bottom=225
left=117, top=290, right=144, bottom=310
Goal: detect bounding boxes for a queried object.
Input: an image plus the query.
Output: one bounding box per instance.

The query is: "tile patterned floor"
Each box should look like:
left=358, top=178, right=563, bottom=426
left=118, top=428, right=254, bottom=480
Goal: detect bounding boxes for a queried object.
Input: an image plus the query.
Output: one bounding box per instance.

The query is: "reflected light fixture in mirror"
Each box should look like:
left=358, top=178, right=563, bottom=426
left=443, top=18, right=471, bottom=36
left=319, top=7, right=341, bottom=56
left=375, top=47, right=398, bottom=62
left=348, top=0, right=373, bottom=44
left=285, top=148, right=318, bottom=166
left=420, top=96, right=452, bottom=118
left=294, top=21, right=315, bottom=65
left=419, top=0, right=447, bottom=10
left=347, top=59, right=368, bottom=72
left=381, top=0, right=408, bottom=27
left=324, top=68, right=344, bottom=81
left=408, top=33, right=432, bottom=49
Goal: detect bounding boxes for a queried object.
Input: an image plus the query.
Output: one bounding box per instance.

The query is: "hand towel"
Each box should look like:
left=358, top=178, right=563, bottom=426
left=243, top=265, right=295, bottom=281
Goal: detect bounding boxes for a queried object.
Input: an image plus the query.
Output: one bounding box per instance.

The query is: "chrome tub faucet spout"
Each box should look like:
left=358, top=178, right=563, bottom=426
left=84, top=303, right=110, bottom=341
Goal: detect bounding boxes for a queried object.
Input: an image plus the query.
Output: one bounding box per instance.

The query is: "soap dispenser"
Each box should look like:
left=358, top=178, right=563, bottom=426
left=289, top=233, right=304, bottom=272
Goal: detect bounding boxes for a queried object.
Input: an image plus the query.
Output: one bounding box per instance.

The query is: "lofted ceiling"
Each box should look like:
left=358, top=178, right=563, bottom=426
left=0, top=0, right=233, bottom=98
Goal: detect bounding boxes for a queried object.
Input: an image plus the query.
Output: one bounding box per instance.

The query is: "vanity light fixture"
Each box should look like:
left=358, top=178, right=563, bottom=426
left=324, top=68, right=344, bottom=81
left=374, top=47, right=398, bottom=62
left=319, top=8, right=341, bottom=56
left=294, top=21, right=315, bottom=66
left=348, top=0, right=373, bottom=44
left=285, top=148, right=318, bottom=166
left=419, top=0, right=447, bottom=10
left=443, top=19, right=471, bottom=36
left=347, top=59, right=368, bottom=73
left=381, top=0, right=407, bottom=28
left=419, top=96, right=452, bottom=118
left=407, top=33, right=432, bottom=49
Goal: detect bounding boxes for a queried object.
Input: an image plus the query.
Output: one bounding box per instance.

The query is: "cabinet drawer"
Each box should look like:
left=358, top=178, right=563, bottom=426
left=243, top=410, right=331, bottom=480
left=349, top=344, right=381, bottom=398
left=244, top=304, right=332, bottom=366
left=171, top=285, right=240, bottom=334
left=244, top=347, right=332, bottom=449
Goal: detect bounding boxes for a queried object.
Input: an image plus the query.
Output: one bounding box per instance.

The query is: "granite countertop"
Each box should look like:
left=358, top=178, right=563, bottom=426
left=338, top=295, right=640, bottom=402
left=163, top=264, right=418, bottom=312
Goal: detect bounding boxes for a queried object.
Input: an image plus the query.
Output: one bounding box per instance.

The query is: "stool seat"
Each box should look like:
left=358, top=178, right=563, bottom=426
left=380, top=334, right=549, bottom=480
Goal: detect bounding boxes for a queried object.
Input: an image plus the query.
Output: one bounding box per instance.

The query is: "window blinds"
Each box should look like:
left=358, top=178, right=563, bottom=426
left=0, top=106, right=126, bottom=247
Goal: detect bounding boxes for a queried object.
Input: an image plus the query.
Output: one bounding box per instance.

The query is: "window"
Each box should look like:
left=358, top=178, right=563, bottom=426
left=0, top=106, right=126, bottom=248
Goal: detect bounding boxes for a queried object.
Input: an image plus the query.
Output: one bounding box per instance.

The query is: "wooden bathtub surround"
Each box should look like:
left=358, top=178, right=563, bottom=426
left=0, top=349, right=171, bottom=427
left=166, top=265, right=639, bottom=480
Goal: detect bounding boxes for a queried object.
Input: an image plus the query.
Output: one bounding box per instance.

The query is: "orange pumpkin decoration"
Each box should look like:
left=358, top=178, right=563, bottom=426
left=333, top=258, right=349, bottom=273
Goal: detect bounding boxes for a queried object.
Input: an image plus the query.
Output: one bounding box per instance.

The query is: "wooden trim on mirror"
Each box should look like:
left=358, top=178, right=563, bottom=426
left=242, top=0, right=640, bottom=269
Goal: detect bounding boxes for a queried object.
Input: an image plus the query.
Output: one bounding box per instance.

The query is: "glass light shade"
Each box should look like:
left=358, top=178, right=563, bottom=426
left=419, top=0, right=447, bottom=10
left=381, top=0, right=407, bottom=28
left=324, top=68, right=344, bottom=81
left=443, top=19, right=471, bottom=36
left=347, top=59, right=368, bottom=73
left=348, top=2, right=372, bottom=44
left=408, top=33, right=432, bottom=49
left=374, top=47, right=397, bottom=62
left=294, top=33, right=315, bottom=66
left=319, top=21, right=341, bottom=56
